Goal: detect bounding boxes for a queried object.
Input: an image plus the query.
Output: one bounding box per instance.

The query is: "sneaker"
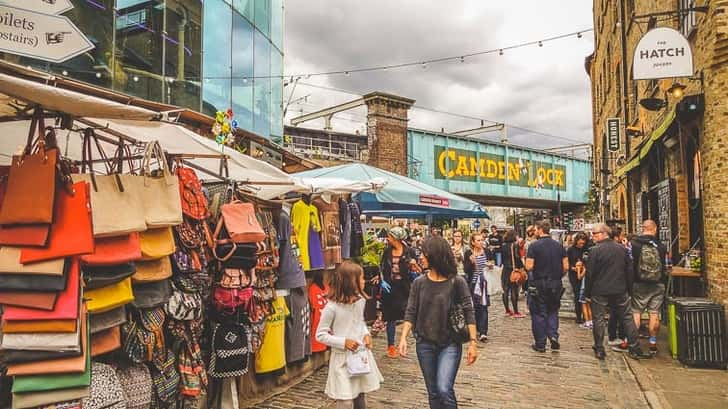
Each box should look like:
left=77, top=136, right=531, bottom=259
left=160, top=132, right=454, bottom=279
left=593, top=348, right=606, bottom=360
left=531, top=344, right=546, bottom=353
left=648, top=343, right=658, bottom=356
left=505, top=310, right=513, bottom=316
left=612, top=341, right=629, bottom=352
left=549, top=338, right=560, bottom=350
left=628, top=346, right=649, bottom=360
left=479, top=334, right=488, bottom=342
left=512, top=312, right=526, bottom=318
left=580, top=322, right=593, bottom=330
left=386, top=345, right=398, bottom=358
left=608, top=338, right=624, bottom=346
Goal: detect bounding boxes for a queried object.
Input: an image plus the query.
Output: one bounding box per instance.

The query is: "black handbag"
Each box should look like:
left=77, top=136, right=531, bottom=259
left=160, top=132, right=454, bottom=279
left=2, top=348, right=81, bottom=364
left=90, top=306, right=127, bottom=334
left=215, top=242, right=258, bottom=269
left=132, top=279, right=173, bottom=309
left=448, top=277, right=470, bottom=344
left=0, top=259, right=69, bottom=291
left=82, top=262, right=136, bottom=290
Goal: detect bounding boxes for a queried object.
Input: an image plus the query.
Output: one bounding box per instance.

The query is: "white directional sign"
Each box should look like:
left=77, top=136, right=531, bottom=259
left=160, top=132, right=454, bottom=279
left=0, top=5, right=93, bottom=63
left=0, top=0, right=73, bottom=15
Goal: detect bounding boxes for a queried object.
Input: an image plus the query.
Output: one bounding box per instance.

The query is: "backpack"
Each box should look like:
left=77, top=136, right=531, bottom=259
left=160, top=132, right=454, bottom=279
left=638, top=240, right=663, bottom=283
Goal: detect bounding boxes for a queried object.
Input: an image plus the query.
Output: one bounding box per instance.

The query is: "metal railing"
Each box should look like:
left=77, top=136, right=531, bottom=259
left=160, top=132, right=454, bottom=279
left=283, top=134, right=365, bottom=161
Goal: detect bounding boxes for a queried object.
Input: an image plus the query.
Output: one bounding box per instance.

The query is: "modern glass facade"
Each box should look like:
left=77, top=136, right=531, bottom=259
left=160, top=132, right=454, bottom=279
left=1, top=0, right=284, bottom=140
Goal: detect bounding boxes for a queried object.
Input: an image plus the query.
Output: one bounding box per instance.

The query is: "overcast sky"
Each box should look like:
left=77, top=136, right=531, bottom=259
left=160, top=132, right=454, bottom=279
left=282, top=1, right=595, bottom=152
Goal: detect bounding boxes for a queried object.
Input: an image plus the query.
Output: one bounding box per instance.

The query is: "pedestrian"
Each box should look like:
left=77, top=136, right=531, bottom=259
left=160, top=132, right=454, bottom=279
left=607, top=226, right=627, bottom=347
left=522, top=225, right=537, bottom=294
left=316, top=261, right=383, bottom=408
left=397, top=236, right=478, bottom=409
left=525, top=220, right=568, bottom=352
left=450, top=229, right=468, bottom=278
left=463, top=232, right=489, bottom=340
left=487, top=225, right=503, bottom=266
left=377, top=226, right=420, bottom=358
left=629, top=219, right=667, bottom=355
left=501, top=229, right=524, bottom=318
left=583, top=223, right=647, bottom=360
left=567, top=232, right=588, bottom=324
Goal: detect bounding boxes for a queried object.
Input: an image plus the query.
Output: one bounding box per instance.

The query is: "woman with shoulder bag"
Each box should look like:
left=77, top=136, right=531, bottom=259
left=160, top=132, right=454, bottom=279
left=501, top=229, right=525, bottom=318
left=316, top=261, right=382, bottom=409
left=397, top=236, right=477, bottom=409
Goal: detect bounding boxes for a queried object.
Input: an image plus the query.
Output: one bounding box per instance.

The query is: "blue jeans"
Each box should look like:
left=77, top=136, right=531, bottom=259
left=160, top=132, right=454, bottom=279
left=416, top=341, right=462, bottom=409
left=474, top=303, right=488, bottom=336
left=528, top=293, right=559, bottom=348
left=387, top=321, right=397, bottom=346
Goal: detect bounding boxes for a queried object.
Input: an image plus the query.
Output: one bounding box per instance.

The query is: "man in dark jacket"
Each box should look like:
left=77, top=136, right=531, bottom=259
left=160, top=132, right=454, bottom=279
left=584, top=223, right=646, bottom=360
left=630, top=219, right=668, bottom=355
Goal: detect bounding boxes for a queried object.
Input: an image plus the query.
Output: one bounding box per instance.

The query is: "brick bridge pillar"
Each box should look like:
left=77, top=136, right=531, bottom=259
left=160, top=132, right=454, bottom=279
left=364, top=92, right=415, bottom=176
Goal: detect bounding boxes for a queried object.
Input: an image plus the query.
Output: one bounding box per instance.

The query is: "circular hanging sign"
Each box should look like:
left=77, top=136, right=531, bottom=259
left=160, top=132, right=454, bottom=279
left=633, top=27, right=693, bottom=80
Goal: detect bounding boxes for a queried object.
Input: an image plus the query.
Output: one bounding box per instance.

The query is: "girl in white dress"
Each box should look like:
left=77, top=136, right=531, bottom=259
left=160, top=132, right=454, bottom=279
left=316, top=261, right=383, bottom=409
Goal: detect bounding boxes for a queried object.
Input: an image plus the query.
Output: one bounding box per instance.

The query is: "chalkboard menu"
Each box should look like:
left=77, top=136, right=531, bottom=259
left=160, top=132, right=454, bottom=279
left=654, top=179, right=676, bottom=255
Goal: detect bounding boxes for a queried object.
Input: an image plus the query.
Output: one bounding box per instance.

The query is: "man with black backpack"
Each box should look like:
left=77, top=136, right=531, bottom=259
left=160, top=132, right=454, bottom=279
left=630, top=219, right=668, bottom=356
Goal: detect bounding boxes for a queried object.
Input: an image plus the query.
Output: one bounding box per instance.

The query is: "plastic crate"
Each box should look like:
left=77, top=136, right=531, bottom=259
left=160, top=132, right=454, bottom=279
left=675, top=300, right=727, bottom=369
left=667, top=297, right=715, bottom=359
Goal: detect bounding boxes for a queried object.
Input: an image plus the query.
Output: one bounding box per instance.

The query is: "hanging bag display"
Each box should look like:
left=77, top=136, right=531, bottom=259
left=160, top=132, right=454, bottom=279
left=0, top=247, right=66, bottom=276
left=81, top=233, right=142, bottom=266
left=82, top=262, right=136, bottom=290
left=90, top=325, right=121, bottom=357
left=11, top=338, right=91, bottom=393
left=0, top=166, right=51, bottom=247
left=165, top=283, right=202, bottom=321
left=140, top=141, right=183, bottom=228
left=139, top=227, right=175, bottom=259
left=0, top=290, right=58, bottom=310
left=73, top=129, right=147, bottom=238
left=215, top=201, right=266, bottom=244
left=116, top=364, right=153, bottom=409
left=132, top=257, right=172, bottom=283
left=20, top=181, right=94, bottom=263
left=132, top=279, right=172, bottom=309
left=0, top=257, right=70, bottom=292
left=86, top=278, right=134, bottom=314
left=81, top=362, right=126, bottom=409
left=177, top=166, right=209, bottom=220
left=209, top=322, right=250, bottom=378
left=0, top=122, right=58, bottom=225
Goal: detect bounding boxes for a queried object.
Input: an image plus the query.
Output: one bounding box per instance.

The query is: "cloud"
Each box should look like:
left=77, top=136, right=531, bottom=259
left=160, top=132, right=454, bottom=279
left=283, top=1, right=595, bottom=148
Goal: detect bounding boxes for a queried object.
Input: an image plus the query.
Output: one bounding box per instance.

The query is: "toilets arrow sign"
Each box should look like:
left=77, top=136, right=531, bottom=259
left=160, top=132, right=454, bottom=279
left=0, top=0, right=74, bottom=15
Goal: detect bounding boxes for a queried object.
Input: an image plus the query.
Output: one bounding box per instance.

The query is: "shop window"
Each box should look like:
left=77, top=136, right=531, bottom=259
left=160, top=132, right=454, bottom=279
left=253, top=29, right=271, bottom=137
left=255, top=0, right=271, bottom=38
left=114, top=1, right=165, bottom=102
left=270, top=0, right=283, bottom=51
left=165, top=0, right=203, bottom=110
left=232, top=12, right=255, bottom=131
left=270, top=49, right=283, bottom=139
left=233, top=0, right=254, bottom=21
left=202, top=0, right=233, bottom=116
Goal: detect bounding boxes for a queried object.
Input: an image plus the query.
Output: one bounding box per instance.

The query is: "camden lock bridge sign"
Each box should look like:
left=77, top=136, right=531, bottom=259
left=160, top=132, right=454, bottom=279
left=407, top=129, right=592, bottom=207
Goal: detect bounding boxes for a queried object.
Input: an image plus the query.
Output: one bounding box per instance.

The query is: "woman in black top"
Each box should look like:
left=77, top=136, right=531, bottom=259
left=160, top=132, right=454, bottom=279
left=398, top=236, right=477, bottom=409
left=501, top=229, right=525, bottom=317
left=378, top=226, right=419, bottom=358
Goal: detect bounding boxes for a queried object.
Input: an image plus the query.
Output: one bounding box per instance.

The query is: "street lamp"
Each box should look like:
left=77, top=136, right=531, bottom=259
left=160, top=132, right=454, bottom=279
left=667, top=82, right=687, bottom=99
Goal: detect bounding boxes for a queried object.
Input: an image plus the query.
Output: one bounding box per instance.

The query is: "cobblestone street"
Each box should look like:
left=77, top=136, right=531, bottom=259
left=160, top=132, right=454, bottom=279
left=255, top=306, right=652, bottom=409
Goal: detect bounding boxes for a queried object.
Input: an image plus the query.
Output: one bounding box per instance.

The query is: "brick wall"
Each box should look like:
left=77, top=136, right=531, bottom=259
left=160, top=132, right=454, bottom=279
left=364, top=93, right=414, bottom=176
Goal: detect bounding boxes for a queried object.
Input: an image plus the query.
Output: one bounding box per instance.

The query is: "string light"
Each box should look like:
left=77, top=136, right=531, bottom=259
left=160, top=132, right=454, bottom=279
left=202, top=28, right=593, bottom=81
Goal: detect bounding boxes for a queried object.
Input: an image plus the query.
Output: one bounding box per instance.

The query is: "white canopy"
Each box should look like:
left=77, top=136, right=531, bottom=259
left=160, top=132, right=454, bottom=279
left=0, top=73, right=159, bottom=121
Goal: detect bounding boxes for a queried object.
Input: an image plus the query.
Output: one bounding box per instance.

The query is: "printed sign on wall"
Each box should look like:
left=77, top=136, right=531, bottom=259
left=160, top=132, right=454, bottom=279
left=633, top=27, right=693, bottom=80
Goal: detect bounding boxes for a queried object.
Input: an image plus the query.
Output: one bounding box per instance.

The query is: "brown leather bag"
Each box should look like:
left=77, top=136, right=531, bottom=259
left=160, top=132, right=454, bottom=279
left=509, top=243, right=527, bottom=285
left=132, top=257, right=172, bottom=283
left=0, top=130, right=58, bottom=225
left=216, top=201, right=266, bottom=244
left=90, top=326, right=121, bottom=357
left=0, top=290, right=58, bottom=310
left=2, top=318, right=77, bottom=333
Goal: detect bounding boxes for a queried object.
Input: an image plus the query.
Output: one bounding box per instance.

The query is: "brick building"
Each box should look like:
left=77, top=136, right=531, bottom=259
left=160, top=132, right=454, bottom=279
left=588, top=0, right=728, bottom=307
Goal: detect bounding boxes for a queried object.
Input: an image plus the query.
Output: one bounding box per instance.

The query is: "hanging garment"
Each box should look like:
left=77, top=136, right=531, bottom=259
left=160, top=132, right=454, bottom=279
left=339, top=198, right=352, bottom=259
left=348, top=201, right=364, bottom=258
left=308, top=225, right=325, bottom=271
left=313, top=197, right=342, bottom=267
left=285, top=287, right=311, bottom=363
left=290, top=200, right=322, bottom=271
left=254, top=296, right=290, bottom=374
left=308, top=283, right=330, bottom=353
left=276, top=209, right=305, bottom=289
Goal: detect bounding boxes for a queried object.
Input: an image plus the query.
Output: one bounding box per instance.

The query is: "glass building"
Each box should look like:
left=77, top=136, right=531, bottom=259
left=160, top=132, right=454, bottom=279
left=1, top=0, right=284, bottom=141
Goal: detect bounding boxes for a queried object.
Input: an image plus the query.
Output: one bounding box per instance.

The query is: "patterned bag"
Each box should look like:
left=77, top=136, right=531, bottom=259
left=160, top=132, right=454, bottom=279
left=165, top=284, right=202, bottom=321
left=149, top=352, right=180, bottom=404
left=209, top=322, right=249, bottom=378
left=82, top=362, right=126, bottom=409
left=177, top=167, right=208, bottom=220
left=116, top=364, right=152, bottom=409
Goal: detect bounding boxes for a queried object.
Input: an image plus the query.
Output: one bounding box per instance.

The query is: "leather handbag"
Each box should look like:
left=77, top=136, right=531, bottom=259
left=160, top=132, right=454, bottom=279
left=3, top=348, right=80, bottom=364
left=3, top=257, right=80, bottom=321
left=91, top=326, right=121, bottom=357
left=212, top=286, right=254, bottom=315
left=177, top=166, right=209, bottom=220
left=90, top=306, right=127, bottom=334
left=140, top=141, right=183, bottom=228
left=509, top=243, right=527, bottom=285
left=2, top=318, right=77, bottom=333
left=139, top=227, right=175, bottom=260
left=0, top=290, right=58, bottom=310
left=0, top=166, right=50, bottom=246
left=0, top=247, right=65, bottom=276
left=131, top=279, right=172, bottom=309
left=217, top=201, right=266, bottom=243
left=6, top=310, right=88, bottom=376
left=0, top=134, right=58, bottom=224
left=132, top=257, right=172, bottom=283
left=81, top=233, right=141, bottom=266
left=20, top=181, right=94, bottom=263
left=2, top=317, right=81, bottom=351
left=86, top=278, right=134, bottom=314
left=83, top=262, right=136, bottom=290
left=73, top=129, right=146, bottom=238
left=11, top=386, right=89, bottom=409
left=214, top=241, right=259, bottom=268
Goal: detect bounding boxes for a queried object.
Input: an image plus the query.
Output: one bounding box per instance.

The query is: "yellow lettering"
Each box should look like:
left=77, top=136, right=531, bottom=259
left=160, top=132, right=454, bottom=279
left=438, top=150, right=456, bottom=178
left=555, top=170, right=564, bottom=186
left=479, top=158, right=487, bottom=177
left=537, top=168, right=547, bottom=185
left=486, top=160, right=498, bottom=178
left=498, top=161, right=505, bottom=180
left=507, top=163, right=520, bottom=181
left=546, top=169, right=555, bottom=185
left=455, top=155, right=469, bottom=176
left=469, top=157, right=479, bottom=177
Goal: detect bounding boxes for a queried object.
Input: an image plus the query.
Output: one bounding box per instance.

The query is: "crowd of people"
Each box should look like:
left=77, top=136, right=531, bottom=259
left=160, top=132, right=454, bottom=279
left=314, top=218, right=669, bottom=409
